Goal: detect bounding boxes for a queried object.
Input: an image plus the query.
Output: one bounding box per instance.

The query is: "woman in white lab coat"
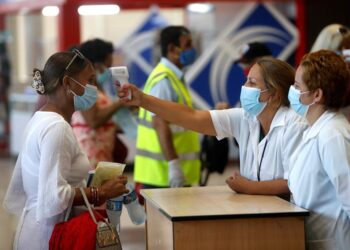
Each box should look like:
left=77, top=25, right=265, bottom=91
left=288, top=50, right=350, bottom=249
left=119, top=57, right=307, bottom=197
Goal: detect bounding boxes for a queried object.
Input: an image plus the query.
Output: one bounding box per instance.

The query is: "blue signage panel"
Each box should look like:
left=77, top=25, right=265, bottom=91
left=186, top=3, right=297, bottom=108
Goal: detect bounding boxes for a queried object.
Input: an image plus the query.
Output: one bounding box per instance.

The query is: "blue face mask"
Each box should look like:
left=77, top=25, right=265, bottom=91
left=179, top=48, right=196, bottom=66
left=69, top=77, right=97, bottom=111
left=288, top=85, right=312, bottom=117
left=240, top=86, right=268, bottom=116
left=96, top=68, right=111, bottom=86
left=96, top=68, right=116, bottom=96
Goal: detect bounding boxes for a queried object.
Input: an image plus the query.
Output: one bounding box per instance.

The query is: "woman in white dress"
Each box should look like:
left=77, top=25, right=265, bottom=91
left=3, top=50, right=129, bottom=250
left=118, top=57, right=307, bottom=198
left=288, top=50, right=350, bottom=249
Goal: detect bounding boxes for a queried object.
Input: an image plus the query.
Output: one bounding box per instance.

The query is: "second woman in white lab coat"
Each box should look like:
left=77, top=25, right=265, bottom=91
left=118, top=57, right=307, bottom=197
left=288, top=50, right=350, bottom=249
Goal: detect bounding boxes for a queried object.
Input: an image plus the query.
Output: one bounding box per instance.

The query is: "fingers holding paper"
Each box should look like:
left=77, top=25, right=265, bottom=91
left=100, top=175, right=129, bottom=200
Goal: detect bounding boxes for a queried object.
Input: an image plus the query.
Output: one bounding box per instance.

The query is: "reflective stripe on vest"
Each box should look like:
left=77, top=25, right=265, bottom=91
left=137, top=119, right=187, bottom=134
left=136, top=149, right=199, bottom=161
left=135, top=62, right=200, bottom=187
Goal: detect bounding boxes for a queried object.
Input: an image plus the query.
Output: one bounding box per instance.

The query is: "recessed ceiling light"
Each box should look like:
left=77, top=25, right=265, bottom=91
left=187, top=3, right=214, bottom=14
left=78, top=5, right=120, bottom=16
left=42, top=6, right=59, bottom=17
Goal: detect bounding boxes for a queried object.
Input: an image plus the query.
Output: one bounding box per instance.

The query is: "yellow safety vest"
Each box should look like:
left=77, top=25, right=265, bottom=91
left=134, top=62, right=200, bottom=187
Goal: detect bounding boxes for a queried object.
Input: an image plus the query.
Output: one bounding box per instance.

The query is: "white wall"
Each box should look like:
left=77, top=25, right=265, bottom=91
left=80, top=8, right=185, bottom=46
left=6, top=14, right=58, bottom=87
left=6, top=8, right=184, bottom=87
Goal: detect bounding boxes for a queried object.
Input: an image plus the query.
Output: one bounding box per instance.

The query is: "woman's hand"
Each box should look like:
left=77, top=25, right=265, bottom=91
left=100, top=175, right=129, bottom=200
left=225, top=172, right=252, bottom=194
left=117, top=83, right=144, bottom=106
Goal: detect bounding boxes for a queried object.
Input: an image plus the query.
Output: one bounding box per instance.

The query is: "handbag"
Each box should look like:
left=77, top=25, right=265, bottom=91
left=49, top=187, right=122, bottom=250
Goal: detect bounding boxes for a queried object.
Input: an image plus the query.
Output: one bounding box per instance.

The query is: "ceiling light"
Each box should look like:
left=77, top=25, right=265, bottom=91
left=42, top=6, right=59, bottom=17
left=78, top=5, right=120, bottom=16
left=187, top=3, right=214, bottom=14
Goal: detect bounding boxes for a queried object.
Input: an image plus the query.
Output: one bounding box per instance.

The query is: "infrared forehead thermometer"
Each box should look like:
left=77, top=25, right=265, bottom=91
left=109, top=66, right=131, bottom=100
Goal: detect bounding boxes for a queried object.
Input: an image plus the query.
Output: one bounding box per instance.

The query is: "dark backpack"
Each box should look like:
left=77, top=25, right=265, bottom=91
left=200, top=136, right=229, bottom=186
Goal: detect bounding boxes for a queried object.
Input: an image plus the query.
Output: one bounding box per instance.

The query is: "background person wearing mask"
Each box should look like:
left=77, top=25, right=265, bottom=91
left=119, top=57, right=307, bottom=198
left=236, top=42, right=272, bottom=77
left=3, top=50, right=128, bottom=250
left=215, top=42, right=272, bottom=109
left=288, top=50, right=350, bottom=250
left=134, top=26, right=200, bottom=200
left=71, top=39, right=127, bottom=169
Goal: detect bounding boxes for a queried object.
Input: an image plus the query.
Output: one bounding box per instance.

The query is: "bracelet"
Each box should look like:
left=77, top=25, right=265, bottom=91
left=90, top=187, right=95, bottom=205
left=95, top=187, right=100, bottom=206
left=90, top=186, right=97, bottom=206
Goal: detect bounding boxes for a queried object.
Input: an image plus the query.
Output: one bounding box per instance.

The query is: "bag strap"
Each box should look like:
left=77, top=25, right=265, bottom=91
left=63, top=187, right=103, bottom=225
left=64, top=193, right=74, bottom=222
left=80, top=187, right=98, bottom=225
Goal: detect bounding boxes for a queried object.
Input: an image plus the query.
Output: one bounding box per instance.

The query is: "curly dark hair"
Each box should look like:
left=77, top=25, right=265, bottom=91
left=79, top=38, right=114, bottom=64
left=300, top=50, right=350, bottom=110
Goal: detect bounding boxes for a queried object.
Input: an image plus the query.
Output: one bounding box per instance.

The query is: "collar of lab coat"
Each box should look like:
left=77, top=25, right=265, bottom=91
left=303, top=110, right=336, bottom=141
left=269, top=107, right=288, bottom=132
left=245, top=106, right=288, bottom=139
left=244, top=107, right=289, bottom=166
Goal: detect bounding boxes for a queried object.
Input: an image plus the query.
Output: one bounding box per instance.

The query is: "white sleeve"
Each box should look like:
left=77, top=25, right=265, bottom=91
left=282, top=120, right=307, bottom=179
left=320, top=133, right=350, bottom=218
left=3, top=153, right=26, bottom=215
left=209, top=108, right=243, bottom=140
left=36, top=121, right=76, bottom=222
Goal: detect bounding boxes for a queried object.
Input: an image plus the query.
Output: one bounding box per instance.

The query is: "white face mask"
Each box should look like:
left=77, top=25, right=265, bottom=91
left=240, top=86, right=268, bottom=116
left=288, top=85, right=314, bottom=117
left=69, top=77, right=97, bottom=111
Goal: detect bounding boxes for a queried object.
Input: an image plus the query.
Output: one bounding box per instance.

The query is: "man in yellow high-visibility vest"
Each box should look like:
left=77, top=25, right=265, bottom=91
left=135, top=26, right=200, bottom=199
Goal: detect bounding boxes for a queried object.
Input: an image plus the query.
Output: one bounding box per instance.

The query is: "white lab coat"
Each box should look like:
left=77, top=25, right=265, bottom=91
left=3, top=112, right=90, bottom=250
left=210, top=107, right=307, bottom=181
left=289, top=111, right=350, bottom=250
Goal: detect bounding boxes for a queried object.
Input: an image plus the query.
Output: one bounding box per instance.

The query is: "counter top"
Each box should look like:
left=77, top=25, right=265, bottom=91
left=141, top=185, right=308, bottom=221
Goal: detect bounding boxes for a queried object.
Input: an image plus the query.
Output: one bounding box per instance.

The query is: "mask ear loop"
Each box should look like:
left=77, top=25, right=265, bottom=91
left=259, top=88, right=270, bottom=104
left=63, top=76, right=79, bottom=97
left=299, top=90, right=316, bottom=117
left=70, top=89, right=77, bottom=96
left=67, top=76, right=88, bottom=98
left=68, top=76, right=86, bottom=89
left=298, top=90, right=311, bottom=104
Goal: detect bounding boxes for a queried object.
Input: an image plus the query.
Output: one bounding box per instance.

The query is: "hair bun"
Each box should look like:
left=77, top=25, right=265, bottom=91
left=32, top=70, right=45, bottom=94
